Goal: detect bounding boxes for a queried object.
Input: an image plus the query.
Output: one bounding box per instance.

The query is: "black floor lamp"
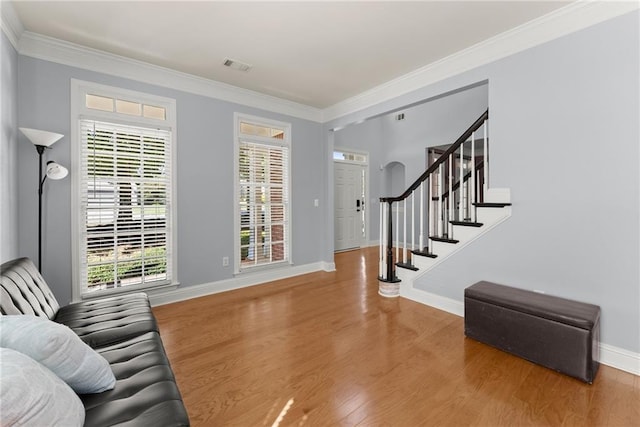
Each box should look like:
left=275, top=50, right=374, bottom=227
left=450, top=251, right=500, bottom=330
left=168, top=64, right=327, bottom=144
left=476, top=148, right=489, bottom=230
left=20, top=127, right=68, bottom=272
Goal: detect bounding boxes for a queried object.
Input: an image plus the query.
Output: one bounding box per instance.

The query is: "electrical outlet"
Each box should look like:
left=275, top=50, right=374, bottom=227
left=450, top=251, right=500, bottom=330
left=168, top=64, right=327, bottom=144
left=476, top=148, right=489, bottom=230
left=222, top=256, right=229, bottom=267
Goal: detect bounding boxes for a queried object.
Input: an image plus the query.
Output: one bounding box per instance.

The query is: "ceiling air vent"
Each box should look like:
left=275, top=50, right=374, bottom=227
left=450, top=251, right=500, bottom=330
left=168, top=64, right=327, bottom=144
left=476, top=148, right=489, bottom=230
left=223, top=58, right=252, bottom=72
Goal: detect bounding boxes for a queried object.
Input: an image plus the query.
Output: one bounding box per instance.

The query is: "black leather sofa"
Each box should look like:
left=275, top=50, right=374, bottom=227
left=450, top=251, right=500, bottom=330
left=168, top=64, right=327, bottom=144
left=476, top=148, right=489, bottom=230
left=0, top=257, right=190, bottom=426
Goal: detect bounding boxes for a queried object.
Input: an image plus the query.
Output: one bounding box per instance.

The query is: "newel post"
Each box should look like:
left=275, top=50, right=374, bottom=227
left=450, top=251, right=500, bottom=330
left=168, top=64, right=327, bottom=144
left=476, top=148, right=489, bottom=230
left=378, top=199, right=401, bottom=297
left=386, top=200, right=394, bottom=280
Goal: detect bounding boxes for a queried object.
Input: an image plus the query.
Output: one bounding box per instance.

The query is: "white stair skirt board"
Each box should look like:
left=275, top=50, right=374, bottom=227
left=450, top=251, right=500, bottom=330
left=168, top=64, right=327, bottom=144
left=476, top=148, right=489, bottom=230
left=405, top=204, right=512, bottom=279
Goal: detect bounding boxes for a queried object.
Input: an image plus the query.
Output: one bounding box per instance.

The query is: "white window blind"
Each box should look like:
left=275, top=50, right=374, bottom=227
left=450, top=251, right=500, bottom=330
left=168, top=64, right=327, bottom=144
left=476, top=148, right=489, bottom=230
left=238, top=139, right=290, bottom=269
left=79, top=119, right=172, bottom=294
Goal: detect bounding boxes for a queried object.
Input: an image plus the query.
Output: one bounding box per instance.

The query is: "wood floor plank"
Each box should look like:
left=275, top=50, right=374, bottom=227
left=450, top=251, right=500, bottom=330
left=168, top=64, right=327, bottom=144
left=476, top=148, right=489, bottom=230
left=153, top=247, right=639, bottom=426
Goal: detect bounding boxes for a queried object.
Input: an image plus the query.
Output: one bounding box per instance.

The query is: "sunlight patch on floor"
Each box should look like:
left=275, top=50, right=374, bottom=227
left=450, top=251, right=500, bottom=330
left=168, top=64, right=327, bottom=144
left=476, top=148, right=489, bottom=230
left=271, top=398, right=294, bottom=427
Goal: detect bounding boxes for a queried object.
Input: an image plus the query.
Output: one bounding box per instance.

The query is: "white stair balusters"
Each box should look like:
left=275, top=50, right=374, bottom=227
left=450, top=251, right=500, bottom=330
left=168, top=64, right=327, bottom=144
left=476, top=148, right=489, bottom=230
left=419, top=182, right=425, bottom=252
left=422, top=174, right=433, bottom=252
left=471, top=132, right=476, bottom=222
left=395, top=202, right=400, bottom=263
left=483, top=120, right=489, bottom=196
left=448, top=155, right=453, bottom=238
left=379, top=202, right=384, bottom=279
left=411, top=192, right=415, bottom=252
left=460, top=141, right=465, bottom=222
left=402, top=199, right=407, bottom=265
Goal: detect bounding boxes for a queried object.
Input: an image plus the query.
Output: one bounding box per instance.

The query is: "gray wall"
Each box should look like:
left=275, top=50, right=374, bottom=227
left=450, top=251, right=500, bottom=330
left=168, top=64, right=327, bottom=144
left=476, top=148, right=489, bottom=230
left=1, top=32, right=18, bottom=262
left=326, top=10, right=640, bottom=353
left=17, top=57, right=325, bottom=304
left=380, top=84, right=488, bottom=187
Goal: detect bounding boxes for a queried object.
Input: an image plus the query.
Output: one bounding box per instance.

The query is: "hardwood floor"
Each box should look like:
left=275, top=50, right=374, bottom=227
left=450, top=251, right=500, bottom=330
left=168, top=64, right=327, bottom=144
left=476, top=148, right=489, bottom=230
left=153, top=247, right=639, bottom=426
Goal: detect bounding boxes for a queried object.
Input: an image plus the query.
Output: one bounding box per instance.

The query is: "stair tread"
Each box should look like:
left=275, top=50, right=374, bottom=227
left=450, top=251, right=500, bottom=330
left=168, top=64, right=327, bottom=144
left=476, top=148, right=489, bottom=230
left=396, top=262, right=419, bottom=271
left=411, top=249, right=438, bottom=259
left=450, top=220, right=484, bottom=227
left=430, top=236, right=460, bottom=244
left=474, top=202, right=512, bottom=208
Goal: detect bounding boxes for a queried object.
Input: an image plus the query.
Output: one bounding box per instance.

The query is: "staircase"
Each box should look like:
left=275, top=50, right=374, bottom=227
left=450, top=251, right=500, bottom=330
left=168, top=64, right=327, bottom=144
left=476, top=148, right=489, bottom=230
left=378, top=109, right=511, bottom=299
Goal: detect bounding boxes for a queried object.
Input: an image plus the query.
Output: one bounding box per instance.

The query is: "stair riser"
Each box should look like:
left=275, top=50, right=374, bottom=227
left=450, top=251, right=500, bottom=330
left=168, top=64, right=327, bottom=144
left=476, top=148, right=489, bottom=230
left=449, top=225, right=483, bottom=242
left=476, top=206, right=511, bottom=224
left=485, top=188, right=511, bottom=204
left=396, top=267, right=419, bottom=282
left=430, top=240, right=457, bottom=258
left=412, top=255, right=436, bottom=271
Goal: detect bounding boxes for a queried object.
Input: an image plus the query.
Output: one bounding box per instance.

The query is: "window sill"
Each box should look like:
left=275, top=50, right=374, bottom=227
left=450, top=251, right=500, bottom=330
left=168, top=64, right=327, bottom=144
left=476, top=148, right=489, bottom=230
left=78, top=281, right=180, bottom=302
left=234, top=260, right=292, bottom=277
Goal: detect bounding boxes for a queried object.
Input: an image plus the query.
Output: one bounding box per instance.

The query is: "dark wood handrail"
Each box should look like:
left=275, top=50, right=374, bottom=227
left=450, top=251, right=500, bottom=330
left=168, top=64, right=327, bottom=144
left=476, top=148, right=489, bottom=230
left=380, top=109, right=488, bottom=203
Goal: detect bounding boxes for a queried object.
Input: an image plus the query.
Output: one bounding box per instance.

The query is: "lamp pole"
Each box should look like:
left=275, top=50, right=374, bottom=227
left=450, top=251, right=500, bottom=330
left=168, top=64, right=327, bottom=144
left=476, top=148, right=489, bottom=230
left=36, top=145, right=46, bottom=272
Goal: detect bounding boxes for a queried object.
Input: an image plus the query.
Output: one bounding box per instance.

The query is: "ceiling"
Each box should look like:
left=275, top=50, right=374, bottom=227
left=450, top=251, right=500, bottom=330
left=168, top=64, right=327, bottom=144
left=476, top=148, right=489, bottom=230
left=11, top=1, right=572, bottom=109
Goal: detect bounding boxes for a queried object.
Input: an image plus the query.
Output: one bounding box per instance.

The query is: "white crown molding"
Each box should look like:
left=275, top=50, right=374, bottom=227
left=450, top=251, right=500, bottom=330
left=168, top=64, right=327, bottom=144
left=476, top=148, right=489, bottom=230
left=0, top=0, right=24, bottom=50
left=322, top=0, right=640, bottom=122
left=18, top=31, right=324, bottom=123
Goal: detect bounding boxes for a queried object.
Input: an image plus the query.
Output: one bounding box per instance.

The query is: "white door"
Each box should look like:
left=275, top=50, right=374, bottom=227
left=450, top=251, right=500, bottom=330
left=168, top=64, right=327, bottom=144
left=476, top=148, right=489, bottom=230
left=334, top=162, right=365, bottom=251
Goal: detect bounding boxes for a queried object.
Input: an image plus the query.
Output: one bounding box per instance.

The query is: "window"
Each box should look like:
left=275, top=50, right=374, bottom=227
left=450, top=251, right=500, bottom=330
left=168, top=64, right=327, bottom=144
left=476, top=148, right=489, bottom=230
left=71, top=80, right=176, bottom=299
left=333, top=150, right=367, bottom=163
left=85, top=93, right=166, bottom=120
left=235, top=114, right=291, bottom=272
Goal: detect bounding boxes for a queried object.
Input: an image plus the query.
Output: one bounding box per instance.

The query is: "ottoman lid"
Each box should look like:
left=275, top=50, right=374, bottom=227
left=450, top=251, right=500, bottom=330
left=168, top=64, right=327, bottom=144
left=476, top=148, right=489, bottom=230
left=465, top=281, right=600, bottom=330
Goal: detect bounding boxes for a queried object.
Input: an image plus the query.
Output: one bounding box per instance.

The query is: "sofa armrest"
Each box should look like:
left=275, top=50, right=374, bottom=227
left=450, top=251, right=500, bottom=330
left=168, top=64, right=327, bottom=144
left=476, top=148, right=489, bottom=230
left=1, top=258, right=60, bottom=318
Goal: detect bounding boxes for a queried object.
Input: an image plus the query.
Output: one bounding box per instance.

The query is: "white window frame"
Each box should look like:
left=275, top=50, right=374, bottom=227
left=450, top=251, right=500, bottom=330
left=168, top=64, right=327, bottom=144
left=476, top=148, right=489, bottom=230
left=70, top=79, right=177, bottom=301
left=234, top=113, right=292, bottom=274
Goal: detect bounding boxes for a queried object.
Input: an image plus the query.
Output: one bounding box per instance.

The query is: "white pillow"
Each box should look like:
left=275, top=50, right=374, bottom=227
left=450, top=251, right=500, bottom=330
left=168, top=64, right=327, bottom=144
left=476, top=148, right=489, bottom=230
left=0, top=315, right=116, bottom=394
left=0, top=347, right=85, bottom=426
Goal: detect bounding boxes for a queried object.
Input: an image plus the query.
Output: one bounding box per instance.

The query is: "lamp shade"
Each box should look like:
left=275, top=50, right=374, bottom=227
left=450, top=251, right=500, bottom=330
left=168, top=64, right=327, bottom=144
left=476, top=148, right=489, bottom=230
left=45, top=161, right=68, bottom=180
left=20, top=127, right=64, bottom=147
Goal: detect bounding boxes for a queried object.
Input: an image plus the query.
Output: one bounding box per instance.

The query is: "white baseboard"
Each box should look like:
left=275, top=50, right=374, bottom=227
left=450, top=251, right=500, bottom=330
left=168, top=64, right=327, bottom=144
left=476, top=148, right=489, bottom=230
left=400, top=286, right=464, bottom=317
left=599, top=343, right=640, bottom=376
left=323, top=261, right=336, bottom=272
left=149, top=261, right=330, bottom=307
left=399, top=286, right=640, bottom=377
